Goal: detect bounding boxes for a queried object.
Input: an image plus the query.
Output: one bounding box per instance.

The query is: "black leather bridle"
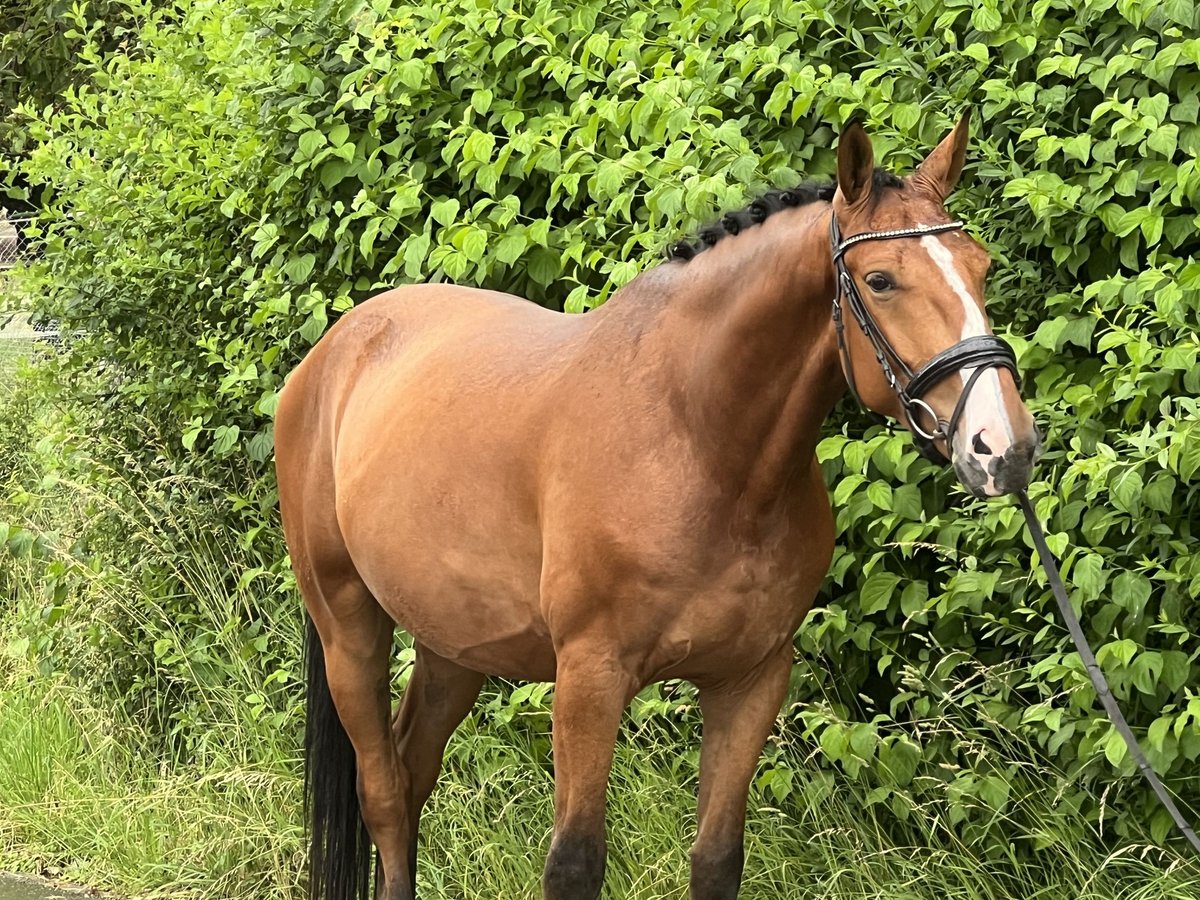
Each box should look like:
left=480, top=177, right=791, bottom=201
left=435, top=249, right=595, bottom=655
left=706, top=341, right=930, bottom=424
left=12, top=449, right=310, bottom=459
left=829, top=213, right=1020, bottom=463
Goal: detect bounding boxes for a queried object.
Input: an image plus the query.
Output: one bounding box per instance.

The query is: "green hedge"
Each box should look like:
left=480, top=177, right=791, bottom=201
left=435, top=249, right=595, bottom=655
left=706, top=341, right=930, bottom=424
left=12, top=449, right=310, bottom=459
left=9, top=0, right=1200, bottom=856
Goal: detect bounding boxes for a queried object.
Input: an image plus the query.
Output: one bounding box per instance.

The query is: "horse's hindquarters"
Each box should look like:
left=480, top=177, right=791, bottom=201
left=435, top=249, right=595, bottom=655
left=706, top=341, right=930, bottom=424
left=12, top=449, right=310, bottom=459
left=319, top=289, right=578, bottom=681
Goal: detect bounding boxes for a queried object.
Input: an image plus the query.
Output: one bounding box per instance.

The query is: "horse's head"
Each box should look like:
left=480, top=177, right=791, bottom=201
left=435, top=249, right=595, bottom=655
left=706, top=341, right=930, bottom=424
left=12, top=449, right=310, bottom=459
left=829, top=114, right=1041, bottom=497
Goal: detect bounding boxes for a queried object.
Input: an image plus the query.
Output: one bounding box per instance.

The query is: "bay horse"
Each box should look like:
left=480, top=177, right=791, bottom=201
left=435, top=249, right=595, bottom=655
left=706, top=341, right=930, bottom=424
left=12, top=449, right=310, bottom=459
left=275, top=115, right=1041, bottom=900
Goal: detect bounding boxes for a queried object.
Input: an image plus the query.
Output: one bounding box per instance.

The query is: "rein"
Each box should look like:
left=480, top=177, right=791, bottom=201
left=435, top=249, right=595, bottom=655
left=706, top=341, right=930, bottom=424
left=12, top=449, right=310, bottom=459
left=1018, top=490, right=1200, bottom=856
left=829, top=211, right=1200, bottom=856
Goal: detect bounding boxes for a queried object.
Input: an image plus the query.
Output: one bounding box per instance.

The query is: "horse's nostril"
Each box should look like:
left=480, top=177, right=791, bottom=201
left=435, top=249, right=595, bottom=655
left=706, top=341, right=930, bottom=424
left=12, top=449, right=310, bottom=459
left=972, top=431, right=993, bottom=456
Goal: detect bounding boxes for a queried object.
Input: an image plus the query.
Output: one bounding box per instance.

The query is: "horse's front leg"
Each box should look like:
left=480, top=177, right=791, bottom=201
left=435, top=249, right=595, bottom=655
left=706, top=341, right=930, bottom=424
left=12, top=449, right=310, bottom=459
left=690, top=648, right=793, bottom=900
left=543, top=641, right=640, bottom=900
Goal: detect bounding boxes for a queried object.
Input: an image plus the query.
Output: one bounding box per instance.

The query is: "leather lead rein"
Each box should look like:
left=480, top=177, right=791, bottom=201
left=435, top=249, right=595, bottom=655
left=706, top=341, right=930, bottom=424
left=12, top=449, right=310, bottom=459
left=1018, top=490, right=1200, bottom=856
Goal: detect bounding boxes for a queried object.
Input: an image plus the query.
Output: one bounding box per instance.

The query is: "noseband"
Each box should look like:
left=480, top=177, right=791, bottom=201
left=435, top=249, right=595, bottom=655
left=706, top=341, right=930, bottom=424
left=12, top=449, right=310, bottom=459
left=830, top=214, right=1020, bottom=464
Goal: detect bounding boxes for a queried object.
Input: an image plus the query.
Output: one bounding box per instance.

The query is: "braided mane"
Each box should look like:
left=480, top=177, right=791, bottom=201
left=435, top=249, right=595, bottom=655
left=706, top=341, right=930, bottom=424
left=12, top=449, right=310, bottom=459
left=665, top=170, right=902, bottom=262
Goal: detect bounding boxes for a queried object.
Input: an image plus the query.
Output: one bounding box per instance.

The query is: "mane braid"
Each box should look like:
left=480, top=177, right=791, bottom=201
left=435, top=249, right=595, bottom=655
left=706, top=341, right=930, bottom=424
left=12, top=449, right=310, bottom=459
left=665, top=168, right=903, bottom=262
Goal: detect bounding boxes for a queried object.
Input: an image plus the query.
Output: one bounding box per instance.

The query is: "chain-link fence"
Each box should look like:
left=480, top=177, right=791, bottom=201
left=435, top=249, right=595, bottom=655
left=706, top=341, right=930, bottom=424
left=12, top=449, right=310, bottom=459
left=0, top=212, right=37, bottom=269
left=1, top=211, right=55, bottom=389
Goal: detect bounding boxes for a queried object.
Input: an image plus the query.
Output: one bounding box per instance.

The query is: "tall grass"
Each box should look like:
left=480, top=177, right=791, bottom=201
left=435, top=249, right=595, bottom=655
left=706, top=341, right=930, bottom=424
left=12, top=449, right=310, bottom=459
left=6, top=642, right=1200, bottom=900
left=0, top=665, right=305, bottom=898
left=0, top=418, right=307, bottom=897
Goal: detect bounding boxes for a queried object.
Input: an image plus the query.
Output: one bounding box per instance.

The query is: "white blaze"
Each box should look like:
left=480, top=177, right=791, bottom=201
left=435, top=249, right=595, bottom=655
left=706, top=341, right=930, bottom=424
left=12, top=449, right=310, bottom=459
left=919, top=235, right=1015, bottom=482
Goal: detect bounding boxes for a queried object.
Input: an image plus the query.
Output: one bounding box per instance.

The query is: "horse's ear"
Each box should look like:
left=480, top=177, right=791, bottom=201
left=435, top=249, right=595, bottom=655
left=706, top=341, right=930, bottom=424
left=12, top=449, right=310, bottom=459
left=913, top=110, right=971, bottom=201
left=836, top=119, right=875, bottom=206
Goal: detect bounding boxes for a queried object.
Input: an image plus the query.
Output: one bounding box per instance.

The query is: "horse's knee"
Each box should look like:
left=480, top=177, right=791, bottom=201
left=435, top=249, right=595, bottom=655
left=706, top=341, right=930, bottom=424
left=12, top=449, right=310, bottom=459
left=689, top=839, right=744, bottom=900
left=543, top=831, right=606, bottom=899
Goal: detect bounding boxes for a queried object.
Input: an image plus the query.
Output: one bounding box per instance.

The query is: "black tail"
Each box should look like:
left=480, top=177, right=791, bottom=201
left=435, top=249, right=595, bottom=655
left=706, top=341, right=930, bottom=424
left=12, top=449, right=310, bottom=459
left=304, top=616, right=374, bottom=900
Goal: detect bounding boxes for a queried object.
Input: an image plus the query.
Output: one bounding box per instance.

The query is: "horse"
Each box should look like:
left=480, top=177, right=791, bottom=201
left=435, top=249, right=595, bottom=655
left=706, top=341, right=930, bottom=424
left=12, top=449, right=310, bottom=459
left=274, top=114, right=1041, bottom=900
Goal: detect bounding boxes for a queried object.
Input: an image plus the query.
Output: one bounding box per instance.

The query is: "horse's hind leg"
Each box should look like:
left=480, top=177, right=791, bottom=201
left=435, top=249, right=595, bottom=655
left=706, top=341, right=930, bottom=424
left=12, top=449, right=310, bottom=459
left=306, top=573, right=415, bottom=900
left=689, top=649, right=793, bottom=900
left=390, top=643, right=485, bottom=891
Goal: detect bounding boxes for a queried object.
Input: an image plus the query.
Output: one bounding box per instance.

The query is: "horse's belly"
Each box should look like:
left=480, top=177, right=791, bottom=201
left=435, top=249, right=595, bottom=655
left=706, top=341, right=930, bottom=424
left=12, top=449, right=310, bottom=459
left=350, top=537, right=557, bottom=680
left=334, top=443, right=557, bottom=680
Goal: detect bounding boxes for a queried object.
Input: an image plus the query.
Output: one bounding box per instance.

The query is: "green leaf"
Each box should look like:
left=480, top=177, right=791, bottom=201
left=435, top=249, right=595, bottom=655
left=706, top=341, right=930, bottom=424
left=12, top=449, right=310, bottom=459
left=212, top=424, right=239, bottom=455
left=283, top=253, right=316, bottom=283
left=879, top=737, right=921, bottom=786
left=1062, top=134, right=1091, bottom=162
left=1112, top=570, right=1152, bottom=615
left=820, top=723, right=849, bottom=762
left=1131, top=651, right=1163, bottom=695
left=892, top=483, right=923, bottom=520
left=848, top=723, right=878, bottom=760
left=1148, top=716, right=1172, bottom=752
left=430, top=198, right=461, bottom=226
left=866, top=481, right=893, bottom=511
left=461, top=227, right=488, bottom=262
left=1071, top=553, right=1106, bottom=600
left=900, top=580, right=928, bottom=619
left=1147, top=124, right=1178, bottom=157
left=527, top=247, right=560, bottom=286
left=971, top=4, right=1002, bottom=30
left=1098, top=638, right=1137, bottom=667
left=1110, top=469, right=1143, bottom=515
left=833, top=475, right=866, bottom=506
left=1172, top=425, right=1200, bottom=481
left=1161, top=651, right=1190, bottom=692
left=1142, top=473, right=1175, bottom=514
left=961, top=43, right=989, bottom=63
left=182, top=419, right=203, bottom=452
left=1104, top=728, right=1129, bottom=769
left=328, top=123, right=349, bottom=147
left=1163, top=0, right=1194, bottom=23
left=859, top=573, right=900, bottom=615
left=248, top=429, right=274, bottom=463
left=463, top=131, right=495, bottom=164
left=396, top=58, right=425, bottom=89
left=470, top=89, right=493, bottom=115
left=563, top=285, right=590, bottom=313
left=402, top=233, right=431, bottom=279
left=298, top=129, right=325, bottom=158
left=320, top=158, right=355, bottom=189
left=494, top=232, right=528, bottom=265
left=595, top=161, right=625, bottom=197
left=976, top=775, right=1010, bottom=811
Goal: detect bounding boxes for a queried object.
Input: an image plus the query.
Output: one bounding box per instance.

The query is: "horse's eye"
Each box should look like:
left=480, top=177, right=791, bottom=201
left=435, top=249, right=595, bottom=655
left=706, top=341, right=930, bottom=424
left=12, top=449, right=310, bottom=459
left=865, top=273, right=893, bottom=292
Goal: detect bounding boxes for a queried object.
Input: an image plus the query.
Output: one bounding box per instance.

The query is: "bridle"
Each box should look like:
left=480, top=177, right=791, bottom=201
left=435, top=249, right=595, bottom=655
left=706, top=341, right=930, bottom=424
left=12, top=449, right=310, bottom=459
left=829, top=213, right=1200, bottom=858
left=829, top=213, right=1020, bottom=463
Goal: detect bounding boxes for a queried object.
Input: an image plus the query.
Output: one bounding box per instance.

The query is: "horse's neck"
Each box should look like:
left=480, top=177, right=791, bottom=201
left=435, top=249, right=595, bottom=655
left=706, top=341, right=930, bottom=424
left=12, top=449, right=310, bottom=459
left=656, top=203, right=845, bottom=509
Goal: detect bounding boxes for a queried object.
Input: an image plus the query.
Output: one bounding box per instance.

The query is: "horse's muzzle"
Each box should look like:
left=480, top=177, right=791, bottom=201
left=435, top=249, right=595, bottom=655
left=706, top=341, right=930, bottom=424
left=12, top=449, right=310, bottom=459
left=955, top=427, right=1043, bottom=497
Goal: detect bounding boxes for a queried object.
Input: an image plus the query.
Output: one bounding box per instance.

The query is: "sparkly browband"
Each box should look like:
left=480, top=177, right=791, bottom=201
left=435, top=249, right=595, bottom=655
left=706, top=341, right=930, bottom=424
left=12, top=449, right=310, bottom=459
left=832, top=221, right=965, bottom=261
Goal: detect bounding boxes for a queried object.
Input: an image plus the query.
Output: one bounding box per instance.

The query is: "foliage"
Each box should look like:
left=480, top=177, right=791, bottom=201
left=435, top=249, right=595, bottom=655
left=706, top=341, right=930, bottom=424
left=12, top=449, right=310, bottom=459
left=0, top=0, right=153, bottom=201
left=5, top=0, right=1200, bottom=882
